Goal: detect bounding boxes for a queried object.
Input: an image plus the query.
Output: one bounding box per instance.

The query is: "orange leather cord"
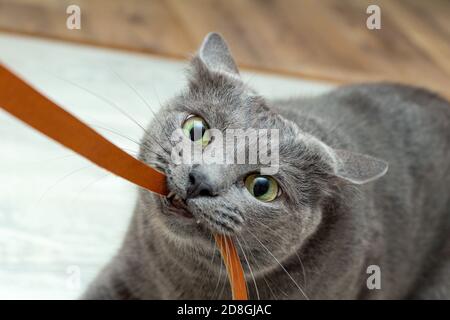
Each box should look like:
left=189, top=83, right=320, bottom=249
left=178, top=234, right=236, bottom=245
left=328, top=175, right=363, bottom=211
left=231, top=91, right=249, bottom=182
left=214, top=234, right=248, bottom=300
left=0, top=63, right=248, bottom=300
left=0, top=64, right=167, bottom=195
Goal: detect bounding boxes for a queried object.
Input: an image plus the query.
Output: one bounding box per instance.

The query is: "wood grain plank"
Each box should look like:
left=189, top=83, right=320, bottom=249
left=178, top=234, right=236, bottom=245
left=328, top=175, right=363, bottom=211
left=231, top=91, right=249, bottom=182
left=0, top=0, right=448, bottom=98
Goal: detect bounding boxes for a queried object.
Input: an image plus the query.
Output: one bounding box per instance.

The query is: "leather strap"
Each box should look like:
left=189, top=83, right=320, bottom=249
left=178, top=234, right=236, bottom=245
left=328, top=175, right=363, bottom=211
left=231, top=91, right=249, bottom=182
left=0, top=64, right=167, bottom=195
left=214, top=234, right=249, bottom=300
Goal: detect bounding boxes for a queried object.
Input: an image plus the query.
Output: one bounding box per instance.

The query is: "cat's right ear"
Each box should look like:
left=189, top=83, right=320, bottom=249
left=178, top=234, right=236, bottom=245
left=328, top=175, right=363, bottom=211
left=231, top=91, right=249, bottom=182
left=331, top=149, right=388, bottom=185
left=192, top=32, right=240, bottom=80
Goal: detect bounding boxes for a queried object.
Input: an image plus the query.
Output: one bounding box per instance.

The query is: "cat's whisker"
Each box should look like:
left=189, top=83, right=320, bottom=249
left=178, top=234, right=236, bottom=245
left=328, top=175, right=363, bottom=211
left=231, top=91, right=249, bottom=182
left=141, top=134, right=171, bottom=156
left=251, top=219, right=308, bottom=287
left=36, top=164, right=96, bottom=205
left=24, top=153, right=84, bottom=165
left=218, top=236, right=232, bottom=299
left=205, top=233, right=218, bottom=296
left=210, top=240, right=224, bottom=300
left=208, top=233, right=216, bottom=264
left=55, top=76, right=149, bottom=135
left=91, top=124, right=168, bottom=163
left=218, top=264, right=228, bottom=298
left=146, top=83, right=182, bottom=152
left=70, top=172, right=112, bottom=205
left=240, top=236, right=278, bottom=300
left=56, top=75, right=172, bottom=158
left=22, top=141, right=139, bottom=166
left=247, top=229, right=309, bottom=300
left=109, top=68, right=173, bottom=143
left=236, top=235, right=260, bottom=300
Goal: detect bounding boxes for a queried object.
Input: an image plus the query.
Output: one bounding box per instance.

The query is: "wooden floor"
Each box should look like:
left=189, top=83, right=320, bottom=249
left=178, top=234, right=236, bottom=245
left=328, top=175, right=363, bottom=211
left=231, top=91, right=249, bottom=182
left=0, top=0, right=449, bottom=98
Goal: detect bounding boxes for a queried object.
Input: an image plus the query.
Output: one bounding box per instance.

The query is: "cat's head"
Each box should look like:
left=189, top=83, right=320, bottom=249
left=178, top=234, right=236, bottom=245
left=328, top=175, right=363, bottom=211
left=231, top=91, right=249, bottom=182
left=140, top=33, right=388, bottom=270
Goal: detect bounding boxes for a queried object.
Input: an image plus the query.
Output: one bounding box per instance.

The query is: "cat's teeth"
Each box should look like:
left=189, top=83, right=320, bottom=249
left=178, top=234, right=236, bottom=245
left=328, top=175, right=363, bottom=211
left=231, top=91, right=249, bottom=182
left=167, top=191, right=175, bottom=198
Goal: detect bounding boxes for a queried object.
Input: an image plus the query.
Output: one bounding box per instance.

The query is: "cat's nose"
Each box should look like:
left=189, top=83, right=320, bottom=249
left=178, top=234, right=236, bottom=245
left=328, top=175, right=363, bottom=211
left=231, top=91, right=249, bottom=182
left=186, top=168, right=218, bottom=198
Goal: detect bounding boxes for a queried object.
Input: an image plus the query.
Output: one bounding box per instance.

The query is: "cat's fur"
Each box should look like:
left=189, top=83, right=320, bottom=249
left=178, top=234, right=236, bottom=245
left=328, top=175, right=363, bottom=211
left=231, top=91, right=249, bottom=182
left=83, top=33, right=450, bottom=299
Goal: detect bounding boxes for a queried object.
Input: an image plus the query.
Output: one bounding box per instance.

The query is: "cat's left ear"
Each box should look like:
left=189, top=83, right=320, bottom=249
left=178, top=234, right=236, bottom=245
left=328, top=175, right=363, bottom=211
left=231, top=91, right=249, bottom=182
left=331, top=149, right=388, bottom=184
left=196, top=32, right=240, bottom=79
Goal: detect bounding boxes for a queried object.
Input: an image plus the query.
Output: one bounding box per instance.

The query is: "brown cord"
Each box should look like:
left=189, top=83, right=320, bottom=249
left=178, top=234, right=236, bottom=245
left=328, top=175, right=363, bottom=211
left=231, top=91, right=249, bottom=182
left=0, top=64, right=167, bottom=195
left=214, top=234, right=249, bottom=300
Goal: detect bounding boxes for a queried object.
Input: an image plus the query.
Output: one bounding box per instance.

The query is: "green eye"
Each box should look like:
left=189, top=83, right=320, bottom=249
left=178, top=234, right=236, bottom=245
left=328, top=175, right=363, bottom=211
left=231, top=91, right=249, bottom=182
left=182, top=115, right=210, bottom=147
left=245, top=174, right=279, bottom=202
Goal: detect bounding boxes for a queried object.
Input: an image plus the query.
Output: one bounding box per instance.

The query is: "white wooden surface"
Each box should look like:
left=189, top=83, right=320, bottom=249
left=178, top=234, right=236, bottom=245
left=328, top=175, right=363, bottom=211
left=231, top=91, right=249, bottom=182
left=0, top=33, right=332, bottom=299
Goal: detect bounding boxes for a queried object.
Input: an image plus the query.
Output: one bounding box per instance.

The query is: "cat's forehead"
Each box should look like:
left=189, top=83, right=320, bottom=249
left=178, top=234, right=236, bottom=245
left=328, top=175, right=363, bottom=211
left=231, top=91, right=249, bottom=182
left=180, top=90, right=291, bottom=130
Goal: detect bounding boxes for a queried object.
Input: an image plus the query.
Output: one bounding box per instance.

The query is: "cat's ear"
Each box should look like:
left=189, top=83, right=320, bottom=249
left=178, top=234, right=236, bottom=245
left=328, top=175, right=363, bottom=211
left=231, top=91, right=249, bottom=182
left=332, top=149, right=388, bottom=184
left=196, top=32, right=240, bottom=78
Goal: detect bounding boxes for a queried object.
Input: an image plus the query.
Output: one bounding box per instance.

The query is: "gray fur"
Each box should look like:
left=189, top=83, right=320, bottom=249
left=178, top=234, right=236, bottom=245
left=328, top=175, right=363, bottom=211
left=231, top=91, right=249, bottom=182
left=83, top=33, right=450, bottom=300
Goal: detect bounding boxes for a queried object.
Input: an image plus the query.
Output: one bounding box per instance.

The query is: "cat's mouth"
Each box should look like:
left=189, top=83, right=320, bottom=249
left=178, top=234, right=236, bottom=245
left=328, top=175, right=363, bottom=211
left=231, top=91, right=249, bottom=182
left=165, top=191, right=194, bottom=219
left=161, top=192, right=242, bottom=235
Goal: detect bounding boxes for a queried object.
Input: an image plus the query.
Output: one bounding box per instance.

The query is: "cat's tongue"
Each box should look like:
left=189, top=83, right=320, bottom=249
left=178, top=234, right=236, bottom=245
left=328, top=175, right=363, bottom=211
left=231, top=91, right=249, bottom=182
left=0, top=64, right=248, bottom=301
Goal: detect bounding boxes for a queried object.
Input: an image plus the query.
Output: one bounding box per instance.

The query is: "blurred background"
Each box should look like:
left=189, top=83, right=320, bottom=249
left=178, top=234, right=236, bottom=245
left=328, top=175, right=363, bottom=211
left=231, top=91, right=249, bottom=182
left=0, top=0, right=448, bottom=299
left=0, top=0, right=449, bottom=98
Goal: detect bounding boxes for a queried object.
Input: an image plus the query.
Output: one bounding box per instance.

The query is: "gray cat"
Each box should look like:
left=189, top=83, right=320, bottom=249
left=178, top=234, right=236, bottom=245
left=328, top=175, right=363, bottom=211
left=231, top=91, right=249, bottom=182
left=83, top=33, right=450, bottom=300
